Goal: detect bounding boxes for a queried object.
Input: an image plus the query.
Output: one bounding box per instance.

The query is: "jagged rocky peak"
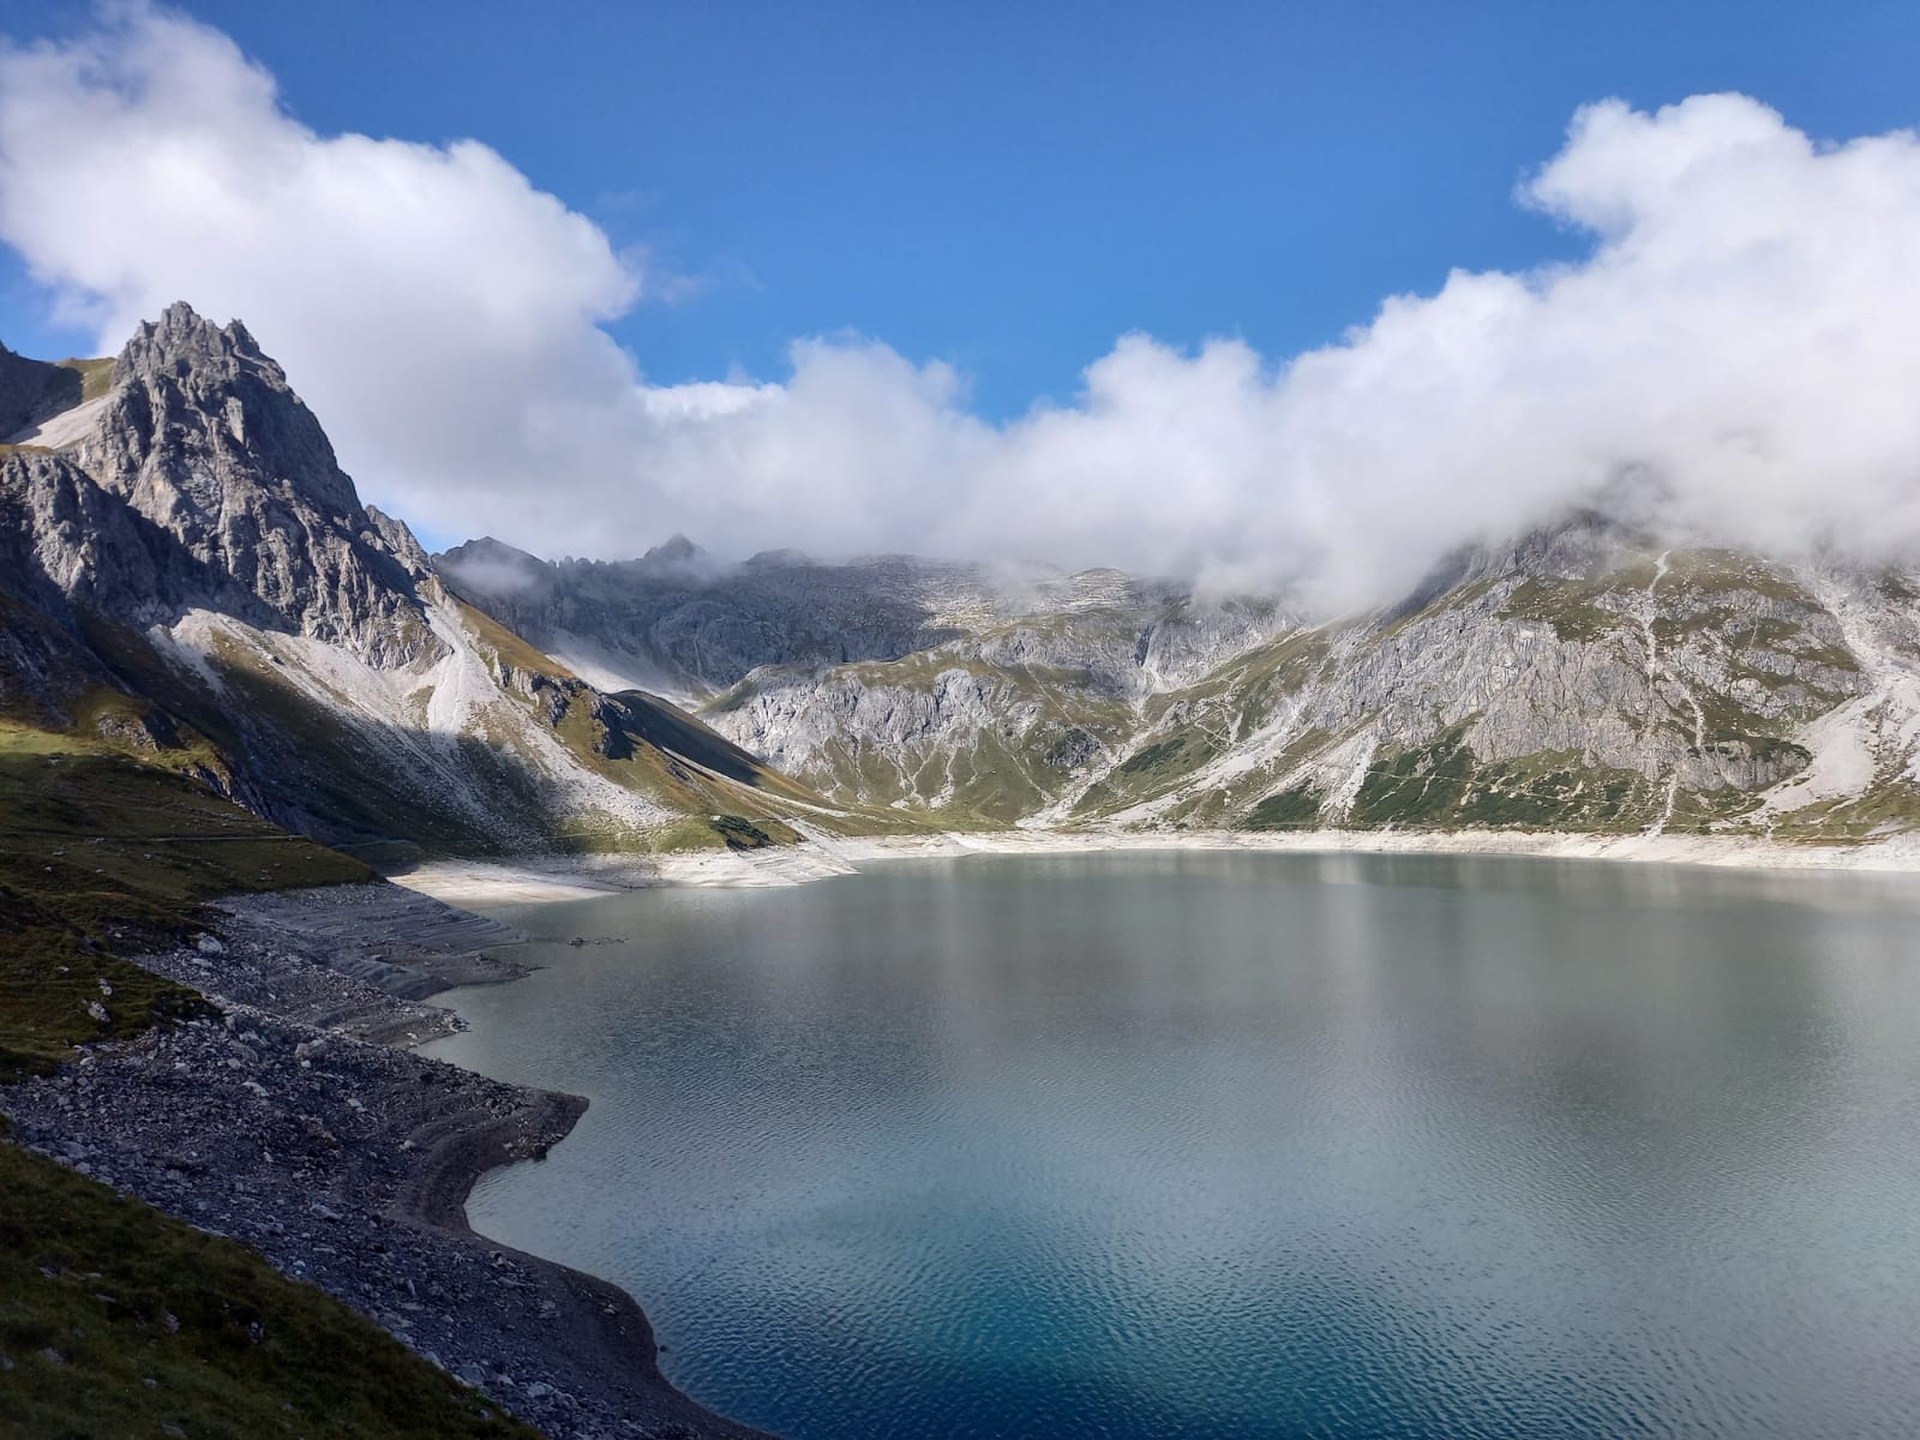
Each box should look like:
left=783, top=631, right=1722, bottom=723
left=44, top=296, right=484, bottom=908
left=87, top=301, right=361, bottom=520
left=0, top=302, right=444, bottom=666
left=117, top=300, right=266, bottom=374
left=644, top=533, right=701, bottom=565
left=634, top=533, right=726, bottom=582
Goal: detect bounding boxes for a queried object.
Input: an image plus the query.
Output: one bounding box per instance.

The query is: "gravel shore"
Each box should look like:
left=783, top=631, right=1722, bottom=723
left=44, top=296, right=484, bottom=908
left=3, top=883, right=773, bottom=1440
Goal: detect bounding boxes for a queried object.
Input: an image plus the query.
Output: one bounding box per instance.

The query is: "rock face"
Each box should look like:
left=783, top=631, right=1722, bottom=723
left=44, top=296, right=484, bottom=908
left=70, top=306, right=436, bottom=664
left=437, top=540, right=1291, bottom=823
left=0, top=343, right=86, bottom=438
left=436, top=537, right=1203, bottom=700
left=0, top=304, right=836, bottom=861
left=446, top=512, right=1920, bottom=840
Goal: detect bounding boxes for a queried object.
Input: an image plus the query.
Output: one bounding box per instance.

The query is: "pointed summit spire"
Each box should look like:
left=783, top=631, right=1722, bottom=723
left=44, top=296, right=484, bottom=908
left=118, top=301, right=281, bottom=385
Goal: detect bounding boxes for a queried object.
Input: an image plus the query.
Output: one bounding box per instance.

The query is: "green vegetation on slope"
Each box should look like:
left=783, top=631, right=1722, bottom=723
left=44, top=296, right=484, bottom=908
left=648, top=813, right=803, bottom=853
left=0, top=731, right=369, bottom=1077
left=0, top=350, right=108, bottom=453
left=1116, top=736, right=1188, bottom=777
left=0, top=728, right=552, bottom=1438
left=1243, top=783, right=1324, bottom=830
left=1499, top=577, right=1622, bottom=643
left=1344, top=726, right=1763, bottom=832
left=1769, top=775, right=1920, bottom=844
left=63, top=355, right=116, bottom=403
left=452, top=604, right=905, bottom=845
left=1072, top=728, right=1224, bottom=819
left=0, top=1135, right=539, bottom=1440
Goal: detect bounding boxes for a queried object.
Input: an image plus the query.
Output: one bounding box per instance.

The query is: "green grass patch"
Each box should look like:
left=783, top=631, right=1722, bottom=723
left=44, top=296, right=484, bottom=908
left=1348, top=728, right=1674, bottom=832
left=1243, top=783, right=1323, bottom=830
left=648, top=817, right=731, bottom=852
left=452, top=599, right=576, bottom=682
left=1115, top=736, right=1187, bottom=777
left=59, top=356, right=116, bottom=403
left=1770, top=776, right=1920, bottom=841
left=1073, top=724, right=1232, bottom=819
left=1499, top=578, right=1622, bottom=644
left=1349, top=726, right=1481, bottom=827
left=1661, top=549, right=1814, bottom=605
left=0, top=1137, right=538, bottom=1440
left=0, top=747, right=369, bottom=1076
left=648, top=812, right=804, bottom=855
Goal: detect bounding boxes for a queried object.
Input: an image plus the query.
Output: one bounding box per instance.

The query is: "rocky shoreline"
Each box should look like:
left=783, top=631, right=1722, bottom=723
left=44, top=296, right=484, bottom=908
left=386, top=823, right=1920, bottom=919
left=2, top=883, right=771, bottom=1440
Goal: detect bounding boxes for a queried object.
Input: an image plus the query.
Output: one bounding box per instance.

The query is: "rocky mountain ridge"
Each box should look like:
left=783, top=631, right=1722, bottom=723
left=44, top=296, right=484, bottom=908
left=435, top=534, right=1220, bottom=702
left=445, top=519, right=1920, bottom=844
left=0, top=303, right=863, bottom=864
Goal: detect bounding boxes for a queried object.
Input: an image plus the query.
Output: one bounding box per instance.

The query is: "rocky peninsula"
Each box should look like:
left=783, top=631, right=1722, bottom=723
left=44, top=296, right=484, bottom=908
left=3, top=881, right=771, bottom=1440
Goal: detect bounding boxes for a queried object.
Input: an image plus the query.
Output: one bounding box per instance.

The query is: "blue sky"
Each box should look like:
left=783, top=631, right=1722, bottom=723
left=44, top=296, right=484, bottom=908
left=6, top=0, right=1920, bottom=419
left=6, top=2, right=1920, bottom=590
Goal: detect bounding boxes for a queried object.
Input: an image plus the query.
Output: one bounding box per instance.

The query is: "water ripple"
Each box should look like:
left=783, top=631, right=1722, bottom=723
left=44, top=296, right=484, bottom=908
left=437, top=852, right=1920, bottom=1439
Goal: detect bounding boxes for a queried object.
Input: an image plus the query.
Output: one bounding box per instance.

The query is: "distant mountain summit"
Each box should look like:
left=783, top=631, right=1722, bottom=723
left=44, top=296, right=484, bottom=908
left=0, top=303, right=856, bottom=862
left=442, top=514, right=1920, bottom=842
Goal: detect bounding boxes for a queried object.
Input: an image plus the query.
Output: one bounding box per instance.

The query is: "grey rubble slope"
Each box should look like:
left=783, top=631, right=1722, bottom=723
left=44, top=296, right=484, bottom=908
left=0, top=303, right=859, bottom=864
left=2, top=885, right=772, bottom=1440
left=445, top=522, right=1920, bottom=841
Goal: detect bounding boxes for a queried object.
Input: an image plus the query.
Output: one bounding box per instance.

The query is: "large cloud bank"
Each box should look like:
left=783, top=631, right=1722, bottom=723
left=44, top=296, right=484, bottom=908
left=5, top=4, right=1920, bottom=610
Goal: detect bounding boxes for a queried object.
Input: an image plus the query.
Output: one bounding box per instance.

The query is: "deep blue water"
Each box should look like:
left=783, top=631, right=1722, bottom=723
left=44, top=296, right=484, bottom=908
left=425, top=851, right=1920, bottom=1439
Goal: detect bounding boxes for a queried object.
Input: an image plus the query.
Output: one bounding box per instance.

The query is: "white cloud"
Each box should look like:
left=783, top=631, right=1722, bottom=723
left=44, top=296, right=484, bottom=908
left=5, top=5, right=1920, bottom=611
left=0, top=1, right=640, bottom=534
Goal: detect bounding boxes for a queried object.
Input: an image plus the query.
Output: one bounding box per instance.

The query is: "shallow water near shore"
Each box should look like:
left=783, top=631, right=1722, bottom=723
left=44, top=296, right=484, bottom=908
left=424, top=850, right=1920, bottom=1439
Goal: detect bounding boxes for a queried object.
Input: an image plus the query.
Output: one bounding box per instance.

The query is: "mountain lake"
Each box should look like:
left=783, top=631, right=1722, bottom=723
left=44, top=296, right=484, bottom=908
left=424, top=850, right=1920, bottom=1439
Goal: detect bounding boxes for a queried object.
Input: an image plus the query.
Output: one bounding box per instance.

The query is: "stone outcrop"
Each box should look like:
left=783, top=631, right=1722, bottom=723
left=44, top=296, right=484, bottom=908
left=68, top=304, right=441, bottom=666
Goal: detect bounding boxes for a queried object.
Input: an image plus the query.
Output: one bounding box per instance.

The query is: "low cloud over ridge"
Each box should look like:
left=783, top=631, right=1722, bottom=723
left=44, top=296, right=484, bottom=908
left=5, top=4, right=1920, bottom=610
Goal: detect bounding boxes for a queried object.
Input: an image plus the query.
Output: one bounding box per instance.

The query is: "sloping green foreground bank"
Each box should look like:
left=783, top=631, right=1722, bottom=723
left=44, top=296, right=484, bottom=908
left=0, top=737, right=539, bottom=1438
left=0, top=1138, right=537, bottom=1440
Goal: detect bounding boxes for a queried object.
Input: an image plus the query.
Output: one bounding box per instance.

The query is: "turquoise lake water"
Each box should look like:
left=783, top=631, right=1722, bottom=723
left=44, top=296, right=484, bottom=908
left=425, top=851, right=1920, bottom=1438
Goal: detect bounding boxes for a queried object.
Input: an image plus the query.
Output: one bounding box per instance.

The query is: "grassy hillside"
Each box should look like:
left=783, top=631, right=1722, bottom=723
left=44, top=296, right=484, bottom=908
left=0, top=1136, right=539, bottom=1440
left=0, top=727, right=371, bottom=1077
left=0, top=727, right=545, bottom=1439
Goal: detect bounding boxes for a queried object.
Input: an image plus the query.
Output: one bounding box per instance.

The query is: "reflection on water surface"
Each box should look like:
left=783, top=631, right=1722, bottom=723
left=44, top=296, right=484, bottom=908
left=428, top=852, right=1920, bottom=1440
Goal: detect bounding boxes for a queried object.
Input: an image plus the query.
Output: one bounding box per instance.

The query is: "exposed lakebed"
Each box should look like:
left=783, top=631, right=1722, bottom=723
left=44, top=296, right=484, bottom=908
left=426, top=851, right=1920, bottom=1439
